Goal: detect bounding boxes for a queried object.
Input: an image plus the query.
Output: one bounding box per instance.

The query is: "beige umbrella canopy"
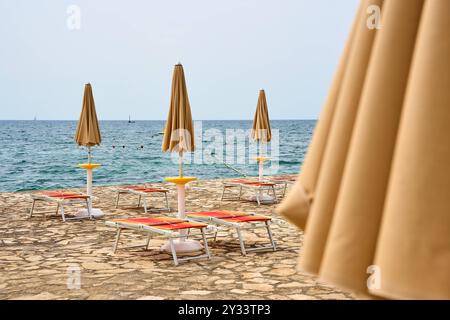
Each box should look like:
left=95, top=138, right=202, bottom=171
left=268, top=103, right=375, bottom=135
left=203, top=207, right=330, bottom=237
left=252, top=89, right=272, bottom=142
left=162, top=64, right=195, bottom=176
left=277, top=0, right=450, bottom=299
left=75, top=83, right=102, bottom=162
left=252, top=89, right=272, bottom=181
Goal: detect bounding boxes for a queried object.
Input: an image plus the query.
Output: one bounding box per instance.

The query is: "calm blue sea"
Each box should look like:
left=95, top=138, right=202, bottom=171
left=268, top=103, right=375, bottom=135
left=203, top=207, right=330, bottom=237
left=0, top=120, right=315, bottom=192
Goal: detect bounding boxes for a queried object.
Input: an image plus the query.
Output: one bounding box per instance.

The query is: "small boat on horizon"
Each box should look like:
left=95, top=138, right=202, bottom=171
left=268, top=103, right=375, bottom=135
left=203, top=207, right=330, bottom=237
left=128, top=115, right=135, bottom=124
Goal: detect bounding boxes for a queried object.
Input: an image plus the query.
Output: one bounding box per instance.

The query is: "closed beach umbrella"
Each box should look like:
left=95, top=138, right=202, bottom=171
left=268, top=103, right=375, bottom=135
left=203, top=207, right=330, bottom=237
left=252, top=89, right=272, bottom=142
left=75, top=83, right=101, bottom=162
left=252, top=89, right=271, bottom=180
left=161, top=63, right=201, bottom=252
left=162, top=63, right=195, bottom=177
left=277, top=0, right=450, bottom=299
left=74, top=83, right=103, bottom=218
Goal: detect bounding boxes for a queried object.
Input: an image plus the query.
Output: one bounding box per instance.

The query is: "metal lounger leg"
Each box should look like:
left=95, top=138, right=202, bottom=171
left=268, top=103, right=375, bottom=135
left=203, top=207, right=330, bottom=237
left=220, top=186, right=226, bottom=201
left=29, top=199, right=36, bottom=218
left=201, top=228, right=211, bottom=259
left=222, top=185, right=240, bottom=202
left=60, top=204, right=65, bottom=222
left=115, top=192, right=120, bottom=208
left=145, top=234, right=151, bottom=250
left=55, top=203, right=59, bottom=216
left=112, top=228, right=122, bottom=254
left=255, top=189, right=261, bottom=206
left=169, top=238, right=179, bottom=266
left=271, top=186, right=278, bottom=203
left=282, top=183, right=287, bottom=198
left=265, top=221, right=276, bottom=251
left=137, top=195, right=141, bottom=208
left=143, top=196, right=148, bottom=214
left=236, top=227, right=246, bottom=255
left=164, top=193, right=169, bottom=210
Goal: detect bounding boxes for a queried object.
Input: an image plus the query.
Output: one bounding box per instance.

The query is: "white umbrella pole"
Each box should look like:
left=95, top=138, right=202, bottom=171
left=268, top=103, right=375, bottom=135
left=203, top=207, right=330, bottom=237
left=161, top=155, right=202, bottom=252
left=179, top=151, right=183, bottom=177
left=258, top=141, right=264, bottom=181
left=87, top=147, right=93, bottom=197
left=177, top=184, right=186, bottom=220
left=258, top=160, right=264, bottom=181
left=77, top=147, right=104, bottom=218
left=86, top=147, right=94, bottom=215
left=253, top=141, right=274, bottom=203
left=88, top=146, right=92, bottom=164
left=177, top=151, right=187, bottom=237
left=86, top=168, right=93, bottom=198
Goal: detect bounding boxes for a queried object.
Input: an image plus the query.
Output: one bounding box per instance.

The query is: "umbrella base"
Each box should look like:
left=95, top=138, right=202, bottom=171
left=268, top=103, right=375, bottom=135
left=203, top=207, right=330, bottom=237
left=248, top=194, right=276, bottom=204
left=161, top=239, right=203, bottom=253
left=75, top=208, right=104, bottom=219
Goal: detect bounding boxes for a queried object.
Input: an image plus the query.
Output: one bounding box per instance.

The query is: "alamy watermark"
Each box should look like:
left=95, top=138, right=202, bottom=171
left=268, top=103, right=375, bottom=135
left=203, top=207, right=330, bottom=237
left=67, top=264, right=81, bottom=289
left=366, top=5, right=382, bottom=30
left=67, top=5, right=81, bottom=30
left=166, top=121, right=280, bottom=175
left=366, top=264, right=381, bottom=290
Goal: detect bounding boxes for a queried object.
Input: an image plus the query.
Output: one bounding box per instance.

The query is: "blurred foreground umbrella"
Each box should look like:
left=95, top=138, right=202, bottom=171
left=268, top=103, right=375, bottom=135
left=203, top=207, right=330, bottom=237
left=276, top=0, right=450, bottom=299
left=161, top=64, right=201, bottom=252
left=74, top=83, right=103, bottom=218
left=252, top=89, right=272, bottom=181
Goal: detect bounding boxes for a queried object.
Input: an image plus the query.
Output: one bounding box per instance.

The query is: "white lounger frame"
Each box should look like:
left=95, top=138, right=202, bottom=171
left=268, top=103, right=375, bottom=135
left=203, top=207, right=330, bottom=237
left=29, top=194, right=92, bottom=222
left=187, top=213, right=276, bottom=255
left=268, top=178, right=295, bottom=199
left=105, top=220, right=211, bottom=266
left=114, top=187, right=170, bottom=213
left=220, top=182, right=278, bottom=206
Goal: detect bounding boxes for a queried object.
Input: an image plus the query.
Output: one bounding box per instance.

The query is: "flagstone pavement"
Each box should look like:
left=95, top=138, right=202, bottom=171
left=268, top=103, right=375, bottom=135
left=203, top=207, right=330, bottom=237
left=0, top=178, right=355, bottom=300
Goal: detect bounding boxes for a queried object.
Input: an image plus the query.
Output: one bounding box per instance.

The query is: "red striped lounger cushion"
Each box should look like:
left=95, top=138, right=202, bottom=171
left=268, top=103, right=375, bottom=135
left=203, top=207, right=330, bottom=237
left=188, top=211, right=271, bottom=223
left=229, top=179, right=275, bottom=186
left=270, top=176, right=297, bottom=182
left=138, top=188, right=169, bottom=193
left=155, top=222, right=206, bottom=230
left=223, top=215, right=271, bottom=222
left=188, top=211, right=249, bottom=219
left=121, top=186, right=168, bottom=193
left=38, top=192, right=88, bottom=199
left=112, top=217, right=206, bottom=230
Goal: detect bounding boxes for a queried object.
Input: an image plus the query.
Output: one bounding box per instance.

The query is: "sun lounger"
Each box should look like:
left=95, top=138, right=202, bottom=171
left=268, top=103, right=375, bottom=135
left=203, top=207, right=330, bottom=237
left=220, top=179, right=278, bottom=205
left=29, top=191, right=91, bottom=222
left=187, top=210, right=276, bottom=255
left=114, top=185, right=170, bottom=213
left=105, top=216, right=211, bottom=266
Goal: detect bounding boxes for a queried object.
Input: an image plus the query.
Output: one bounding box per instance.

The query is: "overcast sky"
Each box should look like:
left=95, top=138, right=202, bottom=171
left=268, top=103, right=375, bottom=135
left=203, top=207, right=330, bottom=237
left=0, top=0, right=359, bottom=120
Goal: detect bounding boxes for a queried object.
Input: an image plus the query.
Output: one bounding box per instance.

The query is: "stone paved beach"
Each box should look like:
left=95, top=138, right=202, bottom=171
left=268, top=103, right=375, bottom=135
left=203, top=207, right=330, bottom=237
left=0, top=178, right=354, bottom=300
